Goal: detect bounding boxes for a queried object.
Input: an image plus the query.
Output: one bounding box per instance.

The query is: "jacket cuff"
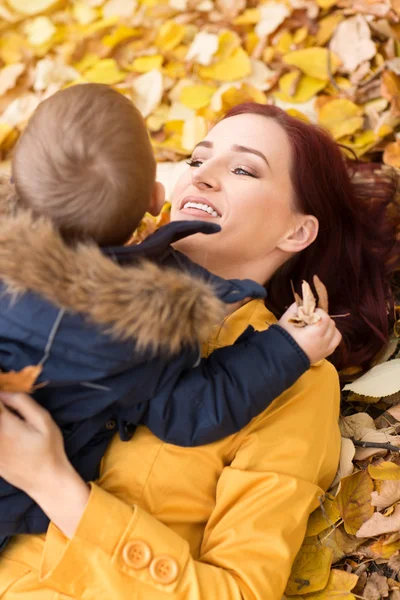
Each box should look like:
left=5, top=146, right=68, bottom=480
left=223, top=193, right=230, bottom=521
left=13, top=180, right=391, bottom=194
left=267, top=325, right=310, bottom=370
left=40, top=483, right=190, bottom=597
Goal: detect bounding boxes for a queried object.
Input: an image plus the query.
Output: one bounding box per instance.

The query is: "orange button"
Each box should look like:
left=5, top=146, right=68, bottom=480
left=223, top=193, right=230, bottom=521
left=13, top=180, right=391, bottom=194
left=149, top=555, right=179, bottom=584
left=122, top=540, right=152, bottom=569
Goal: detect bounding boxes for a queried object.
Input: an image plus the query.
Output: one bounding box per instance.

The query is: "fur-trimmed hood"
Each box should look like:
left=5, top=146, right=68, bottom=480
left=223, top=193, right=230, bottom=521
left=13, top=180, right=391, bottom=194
left=0, top=207, right=226, bottom=355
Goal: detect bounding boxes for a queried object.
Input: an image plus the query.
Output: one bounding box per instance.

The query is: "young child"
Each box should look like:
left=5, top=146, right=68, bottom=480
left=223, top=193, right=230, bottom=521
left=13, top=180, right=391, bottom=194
left=0, top=84, right=339, bottom=542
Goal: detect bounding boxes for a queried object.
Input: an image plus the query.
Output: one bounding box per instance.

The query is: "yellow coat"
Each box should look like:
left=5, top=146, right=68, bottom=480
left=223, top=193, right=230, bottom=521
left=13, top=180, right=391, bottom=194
left=0, top=299, right=341, bottom=600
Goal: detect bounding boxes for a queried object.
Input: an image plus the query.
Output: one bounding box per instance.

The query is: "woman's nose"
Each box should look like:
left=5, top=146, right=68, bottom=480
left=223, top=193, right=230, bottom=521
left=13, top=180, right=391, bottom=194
left=191, top=165, right=220, bottom=191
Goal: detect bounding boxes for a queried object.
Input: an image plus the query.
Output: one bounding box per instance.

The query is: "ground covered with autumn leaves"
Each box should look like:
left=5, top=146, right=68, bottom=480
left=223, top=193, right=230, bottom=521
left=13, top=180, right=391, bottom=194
left=2, top=0, right=400, bottom=598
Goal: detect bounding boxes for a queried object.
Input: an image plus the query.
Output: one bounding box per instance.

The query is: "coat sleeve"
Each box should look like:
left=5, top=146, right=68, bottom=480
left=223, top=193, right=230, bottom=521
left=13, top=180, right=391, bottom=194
left=39, top=361, right=340, bottom=600
left=135, top=325, right=310, bottom=446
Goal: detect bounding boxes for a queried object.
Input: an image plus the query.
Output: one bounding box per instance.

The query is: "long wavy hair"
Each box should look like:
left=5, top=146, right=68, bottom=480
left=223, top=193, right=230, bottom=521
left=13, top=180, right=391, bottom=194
left=223, top=103, right=400, bottom=370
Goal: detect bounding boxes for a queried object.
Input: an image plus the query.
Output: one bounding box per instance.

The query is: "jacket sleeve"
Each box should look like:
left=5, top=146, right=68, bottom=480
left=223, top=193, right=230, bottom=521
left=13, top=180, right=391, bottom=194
left=138, top=324, right=310, bottom=446
left=39, top=361, right=340, bottom=600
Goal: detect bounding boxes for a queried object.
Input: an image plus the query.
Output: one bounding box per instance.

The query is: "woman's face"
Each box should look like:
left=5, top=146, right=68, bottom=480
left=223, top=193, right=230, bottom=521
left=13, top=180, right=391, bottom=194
left=170, top=113, right=315, bottom=283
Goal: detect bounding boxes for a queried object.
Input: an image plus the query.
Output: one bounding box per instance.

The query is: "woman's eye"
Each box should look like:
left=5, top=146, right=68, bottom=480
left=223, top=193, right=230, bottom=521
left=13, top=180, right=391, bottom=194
left=186, top=158, right=203, bottom=167
left=233, top=167, right=257, bottom=178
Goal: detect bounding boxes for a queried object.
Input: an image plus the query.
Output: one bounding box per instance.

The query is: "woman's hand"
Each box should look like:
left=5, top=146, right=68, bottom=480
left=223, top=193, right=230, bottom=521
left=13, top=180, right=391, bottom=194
left=0, top=393, right=90, bottom=538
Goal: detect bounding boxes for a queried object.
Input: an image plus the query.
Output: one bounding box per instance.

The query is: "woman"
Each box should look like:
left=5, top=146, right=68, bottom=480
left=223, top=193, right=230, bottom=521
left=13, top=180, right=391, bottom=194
left=0, top=104, right=397, bottom=599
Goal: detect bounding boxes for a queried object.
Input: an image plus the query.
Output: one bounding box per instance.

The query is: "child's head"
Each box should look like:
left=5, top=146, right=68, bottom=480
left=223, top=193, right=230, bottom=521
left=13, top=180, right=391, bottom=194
left=12, top=83, right=161, bottom=246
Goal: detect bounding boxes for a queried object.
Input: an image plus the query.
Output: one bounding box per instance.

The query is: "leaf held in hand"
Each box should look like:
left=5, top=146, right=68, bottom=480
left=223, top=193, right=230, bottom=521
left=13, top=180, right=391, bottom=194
left=0, top=365, right=42, bottom=393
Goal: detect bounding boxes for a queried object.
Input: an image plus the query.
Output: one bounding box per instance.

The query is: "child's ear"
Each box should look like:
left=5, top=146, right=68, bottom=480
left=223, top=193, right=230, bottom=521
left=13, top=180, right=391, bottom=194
left=148, top=182, right=165, bottom=216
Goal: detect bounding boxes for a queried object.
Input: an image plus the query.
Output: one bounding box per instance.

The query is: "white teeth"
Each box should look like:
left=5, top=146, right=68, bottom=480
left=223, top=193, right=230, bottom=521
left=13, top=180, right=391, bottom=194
left=182, top=201, right=219, bottom=217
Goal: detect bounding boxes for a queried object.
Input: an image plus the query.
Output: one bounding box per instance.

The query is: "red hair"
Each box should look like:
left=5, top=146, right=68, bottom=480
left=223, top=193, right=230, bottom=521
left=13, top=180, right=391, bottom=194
left=223, top=103, right=400, bottom=370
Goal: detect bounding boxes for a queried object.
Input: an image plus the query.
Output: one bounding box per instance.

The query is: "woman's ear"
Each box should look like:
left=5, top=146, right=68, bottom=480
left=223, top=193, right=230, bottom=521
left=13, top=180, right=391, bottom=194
left=277, top=215, right=319, bottom=253
left=148, top=181, right=166, bottom=216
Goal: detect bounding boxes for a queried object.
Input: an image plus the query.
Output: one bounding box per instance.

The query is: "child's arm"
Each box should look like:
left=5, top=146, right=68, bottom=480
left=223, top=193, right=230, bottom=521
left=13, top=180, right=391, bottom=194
left=136, top=307, right=341, bottom=446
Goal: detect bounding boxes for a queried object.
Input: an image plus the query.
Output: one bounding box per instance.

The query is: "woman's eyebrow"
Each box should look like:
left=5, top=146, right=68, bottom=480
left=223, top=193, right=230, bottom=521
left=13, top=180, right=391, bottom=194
left=193, top=140, right=271, bottom=170
left=231, top=144, right=271, bottom=169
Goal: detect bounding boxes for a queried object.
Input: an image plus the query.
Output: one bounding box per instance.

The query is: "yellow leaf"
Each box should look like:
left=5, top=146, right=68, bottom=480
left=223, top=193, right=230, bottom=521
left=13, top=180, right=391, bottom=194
left=72, top=2, right=98, bottom=25
left=81, top=16, right=118, bottom=36
left=221, top=84, right=266, bottom=112
left=102, top=26, right=140, bottom=49
left=284, top=48, right=342, bottom=81
left=132, top=55, right=163, bottom=73
left=316, top=13, right=344, bottom=46
left=384, top=140, right=400, bottom=168
left=286, top=109, right=310, bottom=123
left=318, top=99, right=364, bottom=139
left=316, top=0, right=337, bottom=8
left=74, top=53, right=99, bottom=73
left=199, top=47, right=251, bottom=82
left=103, top=0, right=137, bottom=18
left=180, top=84, right=216, bottom=110
left=0, top=33, right=25, bottom=65
left=337, top=470, right=374, bottom=534
left=378, top=124, right=393, bottom=137
left=25, top=16, right=56, bottom=46
left=368, top=461, right=400, bottom=480
left=5, top=0, right=60, bottom=15
left=276, top=31, right=293, bottom=55
left=215, top=30, right=241, bottom=61
left=245, top=32, right=259, bottom=55
left=291, top=569, right=358, bottom=600
left=155, top=21, right=185, bottom=51
left=84, top=59, right=126, bottom=84
left=369, top=534, right=400, bottom=559
left=181, top=115, right=208, bottom=151
left=285, top=544, right=333, bottom=595
left=340, top=130, right=378, bottom=158
left=306, top=496, right=341, bottom=537
left=163, top=61, right=186, bottom=78
left=0, top=365, right=42, bottom=393
left=293, top=27, right=308, bottom=45
left=277, top=73, right=326, bottom=103
left=0, top=123, right=16, bottom=150
left=233, top=8, right=260, bottom=25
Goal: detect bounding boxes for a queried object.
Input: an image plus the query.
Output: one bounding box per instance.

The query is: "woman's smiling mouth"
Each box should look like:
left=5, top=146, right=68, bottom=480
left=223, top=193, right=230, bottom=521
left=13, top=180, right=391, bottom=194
left=180, top=196, right=221, bottom=218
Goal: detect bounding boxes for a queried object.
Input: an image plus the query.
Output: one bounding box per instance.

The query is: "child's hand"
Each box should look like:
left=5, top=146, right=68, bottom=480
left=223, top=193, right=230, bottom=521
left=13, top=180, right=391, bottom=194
left=278, top=303, right=342, bottom=365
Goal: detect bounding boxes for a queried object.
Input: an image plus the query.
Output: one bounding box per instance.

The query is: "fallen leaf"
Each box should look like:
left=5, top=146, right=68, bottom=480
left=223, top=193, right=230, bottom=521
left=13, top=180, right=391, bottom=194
left=84, top=59, right=126, bottom=85
left=198, top=47, right=251, bottom=82
left=330, top=15, right=377, bottom=73
left=285, top=544, right=333, bottom=595
left=0, top=365, right=42, bottom=393
left=343, top=360, right=400, bottom=398
left=337, top=470, right=374, bottom=534
left=369, top=461, right=400, bottom=480
left=357, top=504, right=400, bottom=538
left=363, top=573, right=389, bottom=599
left=255, top=1, right=290, bottom=37
left=185, top=32, right=219, bottom=66
left=287, top=569, right=359, bottom=599
left=284, top=48, right=342, bottom=81
left=181, top=115, right=207, bottom=151
left=24, top=16, right=56, bottom=46
left=371, top=479, right=400, bottom=510
left=384, top=140, right=400, bottom=169
left=102, top=0, right=137, bottom=18
left=5, top=0, right=59, bottom=16
left=368, top=532, right=400, bottom=558
left=340, top=413, right=376, bottom=439
left=0, top=63, right=25, bottom=96
left=306, top=496, right=341, bottom=537
left=132, top=69, right=164, bottom=118
left=318, top=99, right=364, bottom=140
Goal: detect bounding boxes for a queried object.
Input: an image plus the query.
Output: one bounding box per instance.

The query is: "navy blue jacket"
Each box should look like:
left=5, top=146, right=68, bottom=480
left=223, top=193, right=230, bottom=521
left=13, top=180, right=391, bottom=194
left=0, top=215, right=309, bottom=539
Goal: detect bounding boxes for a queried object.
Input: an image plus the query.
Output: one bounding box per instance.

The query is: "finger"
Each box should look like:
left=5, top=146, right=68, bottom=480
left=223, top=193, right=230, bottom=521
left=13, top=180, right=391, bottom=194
left=0, top=392, right=49, bottom=430
left=0, top=400, right=32, bottom=436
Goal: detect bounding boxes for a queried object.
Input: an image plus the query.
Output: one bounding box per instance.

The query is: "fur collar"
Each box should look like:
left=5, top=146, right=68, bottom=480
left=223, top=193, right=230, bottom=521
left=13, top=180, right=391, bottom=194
left=0, top=190, right=224, bottom=354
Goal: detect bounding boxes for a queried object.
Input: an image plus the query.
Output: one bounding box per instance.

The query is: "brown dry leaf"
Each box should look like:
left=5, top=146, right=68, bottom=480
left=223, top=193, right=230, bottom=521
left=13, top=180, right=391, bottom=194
left=363, top=573, right=389, bottom=600
left=0, top=365, right=42, bottom=393
left=313, top=275, right=329, bottom=313
left=289, top=280, right=322, bottom=327
left=337, top=470, right=375, bottom=534
left=357, top=504, right=400, bottom=538
left=371, top=479, right=400, bottom=510
left=384, top=140, right=400, bottom=168
left=340, top=412, right=376, bottom=439
left=329, top=15, right=377, bottom=73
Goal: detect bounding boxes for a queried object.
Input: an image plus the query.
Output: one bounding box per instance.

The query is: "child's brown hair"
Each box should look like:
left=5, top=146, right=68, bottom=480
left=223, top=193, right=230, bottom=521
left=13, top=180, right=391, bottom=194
left=12, top=83, right=156, bottom=246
